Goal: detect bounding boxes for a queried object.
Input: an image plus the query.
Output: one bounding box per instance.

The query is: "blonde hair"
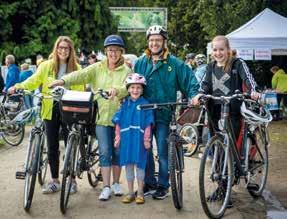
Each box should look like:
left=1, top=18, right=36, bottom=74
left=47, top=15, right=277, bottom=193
left=21, top=63, right=29, bottom=70
left=51, top=36, right=78, bottom=75
left=211, top=35, right=233, bottom=73
left=5, top=54, right=15, bottom=64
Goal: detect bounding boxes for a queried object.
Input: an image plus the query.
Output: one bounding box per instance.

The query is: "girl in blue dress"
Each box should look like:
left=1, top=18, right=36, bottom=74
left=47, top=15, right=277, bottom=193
left=112, top=73, right=154, bottom=204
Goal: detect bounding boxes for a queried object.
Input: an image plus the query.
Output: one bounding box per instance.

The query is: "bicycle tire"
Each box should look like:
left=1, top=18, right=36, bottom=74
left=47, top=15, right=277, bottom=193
left=38, top=133, right=48, bottom=186
left=179, top=123, right=199, bottom=157
left=23, top=133, right=40, bottom=212
left=168, top=136, right=183, bottom=209
left=87, top=135, right=100, bottom=187
left=2, top=124, right=25, bottom=146
left=199, top=135, right=233, bottom=219
left=60, top=134, right=78, bottom=214
left=247, top=126, right=269, bottom=198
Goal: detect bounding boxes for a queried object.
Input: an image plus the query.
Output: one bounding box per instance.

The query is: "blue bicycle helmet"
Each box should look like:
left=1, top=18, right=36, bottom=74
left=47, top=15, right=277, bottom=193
left=104, top=35, right=125, bottom=48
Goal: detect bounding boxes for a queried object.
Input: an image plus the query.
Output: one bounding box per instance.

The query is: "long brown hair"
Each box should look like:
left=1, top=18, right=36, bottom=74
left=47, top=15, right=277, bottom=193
left=211, top=35, right=233, bottom=73
left=51, top=36, right=78, bottom=75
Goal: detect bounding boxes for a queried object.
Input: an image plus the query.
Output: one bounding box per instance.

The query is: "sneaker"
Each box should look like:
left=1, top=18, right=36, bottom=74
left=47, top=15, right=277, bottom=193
left=135, top=196, right=145, bottom=204
left=111, top=183, right=123, bottom=196
left=152, top=186, right=168, bottom=200
left=42, top=181, right=61, bottom=194
left=99, top=187, right=111, bottom=201
left=70, top=181, right=78, bottom=195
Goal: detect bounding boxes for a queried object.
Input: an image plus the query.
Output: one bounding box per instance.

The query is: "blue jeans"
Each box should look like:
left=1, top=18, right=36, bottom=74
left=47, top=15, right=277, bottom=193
left=145, top=123, right=169, bottom=189
left=96, top=125, right=119, bottom=167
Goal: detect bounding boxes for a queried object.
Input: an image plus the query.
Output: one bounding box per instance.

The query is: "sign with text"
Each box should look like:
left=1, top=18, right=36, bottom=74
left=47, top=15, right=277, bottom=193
left=255, top=49, right=272, bottom=60
left=110, top=7, right=167, bottom=32
left=237, top=49, right=254, bottom=60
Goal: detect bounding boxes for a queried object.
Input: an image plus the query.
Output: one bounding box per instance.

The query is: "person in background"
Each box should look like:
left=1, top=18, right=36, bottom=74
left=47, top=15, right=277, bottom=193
left=48, top=34, right=131, bottom=201
left=4, top=54, right=20, bottom=92
left=88, top=53, right=98, bottom=65
left=271, top=65, right=287, bottom=120
left=9, top=36, right=85, bottom=194
left=112, top=73, right=154, bottom=204
left=19, top=63, right=33, bottom=109
left=194, top=54, right=207, bottom=84
left=185, top=52, right=196, bottom=70
left=134, top=25, right=199, bottom=200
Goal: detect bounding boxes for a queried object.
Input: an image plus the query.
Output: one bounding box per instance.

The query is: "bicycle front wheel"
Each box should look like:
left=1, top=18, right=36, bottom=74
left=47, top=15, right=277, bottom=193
left=247, top=126, right=268, bottom=198
left=23, top=133, right=41, bottom=212
left=168, top=136, right=183, bottom=209
left=2, top=124, right=25, bottom=146
left=199, top=135, right=233, bottom=219
left=87, top=135, right=101, bottom=187
left=38, top=133, right=48, bottom=186
left=60, top=133, right=78, bottom=214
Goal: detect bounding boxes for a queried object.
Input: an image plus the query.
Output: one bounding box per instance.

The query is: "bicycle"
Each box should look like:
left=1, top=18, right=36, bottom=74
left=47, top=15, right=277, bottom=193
left=0, top=92, right=25, bottom=146
left=198, top=92, right=272, bottom=219
left=59, top=88, right=108, bottom=214
left=178, top=105, right=208, bottom=157
left=15, top=90, right=59, bottom=211
left=138, top=101, right=188, bottom=209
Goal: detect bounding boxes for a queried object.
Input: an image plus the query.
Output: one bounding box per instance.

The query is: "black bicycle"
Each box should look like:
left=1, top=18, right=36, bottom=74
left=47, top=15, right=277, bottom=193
left=138, top=101, right=188, bottom=209
left=198, top=93, right=272, bottom=218
left=15, top=90, right=56, bottom=211
left=59, top=88, right=108, bottom=214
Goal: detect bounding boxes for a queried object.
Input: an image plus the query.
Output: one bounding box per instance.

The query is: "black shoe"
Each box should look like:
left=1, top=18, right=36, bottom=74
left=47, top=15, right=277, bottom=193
left=152, top=186, right=168, bottom=200
left=135, top=184, right=157, bottom=197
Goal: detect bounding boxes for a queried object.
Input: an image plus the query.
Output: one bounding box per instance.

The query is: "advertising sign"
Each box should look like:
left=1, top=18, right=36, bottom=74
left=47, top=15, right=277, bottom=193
left=110, top=7, right=167, bottom=32
left=237, top=49, right=254, bottom=60
left=255, top=49, right=272, bottom=60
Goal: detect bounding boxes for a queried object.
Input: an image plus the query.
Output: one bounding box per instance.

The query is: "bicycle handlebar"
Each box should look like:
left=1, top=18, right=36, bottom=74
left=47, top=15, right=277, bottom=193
left=137, top=102, right=188, bottom=110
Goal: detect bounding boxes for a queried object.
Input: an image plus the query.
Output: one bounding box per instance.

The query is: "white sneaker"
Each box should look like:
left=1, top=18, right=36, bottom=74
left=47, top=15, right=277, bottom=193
left=70, top=181, right=78, bottom=195
left=42, top=181, right=61, bottom=194
left=111, top=183, right=123, bottom=196
left=99, top=187, right=112, bottom=201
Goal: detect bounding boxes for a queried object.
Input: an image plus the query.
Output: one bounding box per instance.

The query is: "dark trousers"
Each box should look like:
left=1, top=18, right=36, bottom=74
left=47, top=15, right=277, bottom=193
left=44, top=103, right=68, bottom=179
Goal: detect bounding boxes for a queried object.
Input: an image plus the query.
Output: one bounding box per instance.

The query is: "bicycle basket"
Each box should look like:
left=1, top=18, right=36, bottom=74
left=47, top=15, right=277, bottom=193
left=4, top=95, right=23, bottom=113
left=177, top=106, right=201, bottom=125
left=60, top=90, right=97, bottom=125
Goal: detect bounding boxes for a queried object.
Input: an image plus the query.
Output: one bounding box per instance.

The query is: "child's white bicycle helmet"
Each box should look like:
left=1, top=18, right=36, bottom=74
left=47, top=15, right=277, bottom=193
left=240, top=99, right=273, bottom=125
left=125, top=73, right=146, bottom=88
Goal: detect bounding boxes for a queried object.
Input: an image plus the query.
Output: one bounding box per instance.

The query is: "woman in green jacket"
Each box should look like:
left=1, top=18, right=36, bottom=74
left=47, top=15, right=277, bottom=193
left=9, top=36, right=85, bottom=194
left=49, top=35, right=131, bottom=201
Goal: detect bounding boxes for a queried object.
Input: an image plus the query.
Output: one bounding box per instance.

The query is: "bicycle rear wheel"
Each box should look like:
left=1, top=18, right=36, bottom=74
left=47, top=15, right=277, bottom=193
left=87, top=135, right=101, bottom=187
left=38, top=133, right=48, bottom=186
left=199, top=135, right=233, bottom=219
left=247, top=126, right=268, bottom=198
left=179, top=123, right=199, bottom=157
left=168, top=136, right=183, bottom=209
left=2, top=124, right=25, bottom=146
left=23, top=133, right=40, bottom=212
left=60, top=134, right=78, bottom=214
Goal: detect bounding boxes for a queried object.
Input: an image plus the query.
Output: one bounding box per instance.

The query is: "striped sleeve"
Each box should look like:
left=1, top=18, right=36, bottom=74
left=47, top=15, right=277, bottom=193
left=238, top=59, right=257, bottom=91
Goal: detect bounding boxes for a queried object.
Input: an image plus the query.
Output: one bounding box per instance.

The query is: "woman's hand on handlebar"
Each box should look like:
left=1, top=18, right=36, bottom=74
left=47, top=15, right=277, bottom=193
left=7, top=86, right=17, bottom=95
left=48, top=79, right=65, bottom=89
left=251, top=91, right=260, bottom=100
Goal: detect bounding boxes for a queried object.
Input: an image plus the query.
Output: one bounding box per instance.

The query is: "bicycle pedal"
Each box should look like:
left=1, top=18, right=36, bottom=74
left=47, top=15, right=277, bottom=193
left=15, top=171, right=26, bottom=180
left=247, top=183, right=259, bottom=191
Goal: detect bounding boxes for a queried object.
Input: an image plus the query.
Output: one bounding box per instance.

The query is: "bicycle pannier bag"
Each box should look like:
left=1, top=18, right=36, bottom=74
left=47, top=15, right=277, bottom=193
left=177, top=106, right=201, bottom=125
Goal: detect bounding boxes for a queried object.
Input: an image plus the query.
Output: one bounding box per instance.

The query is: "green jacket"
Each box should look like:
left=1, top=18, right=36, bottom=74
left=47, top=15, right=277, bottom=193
left=62, top=59, right=131, bottom=126
left=272, top=69, right=287, bottom=93
left=15, top=59, right=85, bottom=120
left=134, top=49, right=199, bottom=124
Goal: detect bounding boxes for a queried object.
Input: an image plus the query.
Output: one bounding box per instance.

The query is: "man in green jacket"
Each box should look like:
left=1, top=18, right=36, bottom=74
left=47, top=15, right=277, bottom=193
left=271, top=66, right=287, bottom=120
left=134, top=25, right=199, bottom=200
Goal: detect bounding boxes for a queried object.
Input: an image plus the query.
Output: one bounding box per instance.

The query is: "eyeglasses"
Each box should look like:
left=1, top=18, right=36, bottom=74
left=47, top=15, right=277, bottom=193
left=148, top=38, right=164, bottom=43
left=57, top=46, right=70, bottom=51
left=106, top=49, right=121, bottom=53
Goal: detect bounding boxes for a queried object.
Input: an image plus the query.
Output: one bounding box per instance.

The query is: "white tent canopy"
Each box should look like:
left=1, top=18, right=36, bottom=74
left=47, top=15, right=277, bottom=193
left=207, top=8, right=287, bottom=56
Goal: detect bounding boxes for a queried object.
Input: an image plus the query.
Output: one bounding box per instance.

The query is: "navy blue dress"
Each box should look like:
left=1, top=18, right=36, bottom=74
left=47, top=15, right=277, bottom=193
left=112, top=96, right=154, bottom=169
